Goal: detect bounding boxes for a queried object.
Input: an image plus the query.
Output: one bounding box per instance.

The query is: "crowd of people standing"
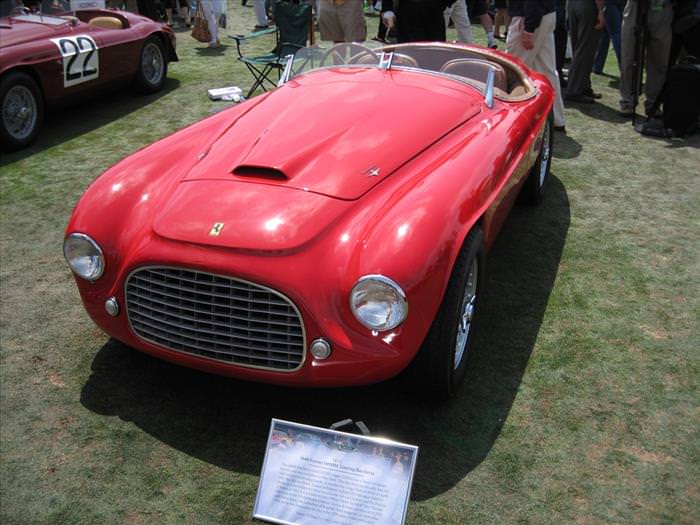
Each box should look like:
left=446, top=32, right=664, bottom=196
left=7, top=0, right=694, bottom=131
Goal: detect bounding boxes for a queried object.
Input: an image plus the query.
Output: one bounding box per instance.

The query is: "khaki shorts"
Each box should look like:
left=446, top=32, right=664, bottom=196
left=319, top=0, right=367, bottom=42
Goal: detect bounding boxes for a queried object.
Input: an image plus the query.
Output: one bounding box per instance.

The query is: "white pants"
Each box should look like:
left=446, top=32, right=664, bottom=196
left=201, top=0, right=225, bottom=44
left=444, top=0, right=472, bottom=44
left=507, top=12, right=565, bottom=127
left=254, top=0, right=268, bottom=26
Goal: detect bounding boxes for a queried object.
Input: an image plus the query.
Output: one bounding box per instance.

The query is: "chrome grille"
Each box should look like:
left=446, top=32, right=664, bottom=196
left=125, top=267, right=305, bottom=370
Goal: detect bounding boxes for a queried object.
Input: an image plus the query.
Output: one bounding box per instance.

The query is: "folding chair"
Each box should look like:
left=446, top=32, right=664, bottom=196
left=231, top=0, right=314, bottom=98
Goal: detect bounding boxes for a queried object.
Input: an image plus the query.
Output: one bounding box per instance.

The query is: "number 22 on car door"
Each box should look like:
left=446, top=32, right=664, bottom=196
left=50, top=35, right=100, bottom=88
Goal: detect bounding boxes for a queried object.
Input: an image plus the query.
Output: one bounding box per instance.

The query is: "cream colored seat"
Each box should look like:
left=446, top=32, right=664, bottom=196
left=439, top=58, right=508, bottom=92
left=88, top=16, right=124, bottom=29
left=509, top=85, right=529, bottom=97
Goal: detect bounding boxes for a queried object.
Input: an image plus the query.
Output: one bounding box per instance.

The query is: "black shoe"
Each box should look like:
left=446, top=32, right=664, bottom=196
left=583, top=88, right=602, bottom=99
left=565, top=93, right=595, bottom=104
left=241, top=0, right=247, bottom=5
left=553, top=125, right=566, bottom=133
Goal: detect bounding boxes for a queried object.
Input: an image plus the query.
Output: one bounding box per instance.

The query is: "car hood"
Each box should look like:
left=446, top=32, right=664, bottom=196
left=152, top=180, right=353, bottom=252
left=154, top=68, right=482, bottom=252
left=0, top=17, right=71, bottom=48
left=182, top=67, right=482, bottom=201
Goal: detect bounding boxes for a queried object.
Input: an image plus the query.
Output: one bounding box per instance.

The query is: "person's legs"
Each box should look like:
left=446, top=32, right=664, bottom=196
left=253, top=0, right=269, bottom=27
left=494, top=8, right=509, bottom=39
left=643, top=2, right=672, bottom=114
left=618, top=0, right=637, bottom=112
left=566, top=0, right=601, bottom=98
left=554, top=0, right=567, bottom=79
left=467, top=0, right=496, bottom=47
left=319, top=1, right=340, bottom=42
left=201, top=0, right=219, bottom=46
left=593, top=29, right=610, bottom=73
left=445, top=0, right=472, bottom=43
left=508, top=13, right=565, bottom=127
left=532, top=13, right=566, bottom=127
left=479, top=12, right=496, bottom=47
left=178, top=0, right=191, bottom=26
left=605, top=2, right=623, bottom=67
left=338, top=0, right=367, bottom=42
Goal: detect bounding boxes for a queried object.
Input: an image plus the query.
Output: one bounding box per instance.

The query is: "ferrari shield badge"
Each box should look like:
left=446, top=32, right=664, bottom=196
left=209, top=223, right=224, bottom=236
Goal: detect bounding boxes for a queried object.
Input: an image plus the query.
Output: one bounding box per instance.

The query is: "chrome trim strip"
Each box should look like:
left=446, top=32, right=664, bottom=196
left=485, top=66, right=495, bottom=109
left=278, top=53, right=295, bottom=85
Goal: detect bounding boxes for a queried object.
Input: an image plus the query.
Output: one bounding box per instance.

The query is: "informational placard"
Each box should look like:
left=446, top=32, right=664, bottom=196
left=70, top=1, right=106, bottom=10
left=254, top=419, right=418, bottom=525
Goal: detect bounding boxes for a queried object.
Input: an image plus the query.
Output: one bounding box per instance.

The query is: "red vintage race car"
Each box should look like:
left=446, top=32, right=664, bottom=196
left=0, top=7, right=177, bottom=150
left=64, top=43, right=554, bottom=398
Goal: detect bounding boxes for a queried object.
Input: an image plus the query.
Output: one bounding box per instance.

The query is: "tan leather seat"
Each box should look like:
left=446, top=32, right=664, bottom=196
left=510, top=85, right=529, bottom=97
left=439, top=58, right=508, bottom=92
left=88, top=16, right=124, bottom=29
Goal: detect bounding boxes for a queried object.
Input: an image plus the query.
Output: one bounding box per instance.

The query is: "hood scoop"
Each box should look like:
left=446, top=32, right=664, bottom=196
left=232, top=165, right=287, bottom=180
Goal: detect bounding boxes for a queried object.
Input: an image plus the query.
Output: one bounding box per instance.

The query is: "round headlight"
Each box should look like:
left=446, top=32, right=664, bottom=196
left=63, top=233, right=105, bottom=282
left=349, top=275, right=408, bottom=332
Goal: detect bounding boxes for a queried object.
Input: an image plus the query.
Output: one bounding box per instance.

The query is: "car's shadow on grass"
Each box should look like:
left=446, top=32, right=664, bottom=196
left=80, top=176, right=570, bottom=500
left=0, top=79, right=180, bottom=166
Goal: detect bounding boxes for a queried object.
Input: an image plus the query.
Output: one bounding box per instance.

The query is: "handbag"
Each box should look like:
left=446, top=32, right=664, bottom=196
left=191, top=0, right=212, bottom=43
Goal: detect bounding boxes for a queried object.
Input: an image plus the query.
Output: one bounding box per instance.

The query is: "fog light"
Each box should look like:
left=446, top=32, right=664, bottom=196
left=310, top=338, right=331, bottom=360
left=105, top=297, right=120, bottom=317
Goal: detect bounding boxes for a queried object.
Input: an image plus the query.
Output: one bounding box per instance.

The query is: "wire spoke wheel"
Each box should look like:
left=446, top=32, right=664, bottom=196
left=454, top=257, right=478, bottom=370
left=3, top=85, right=37, bottom=141
left=538, top=118, right=551, bottom=188
left=1, top=71, right=44, bottom=150
left=142, top=41, right=165, bottom=87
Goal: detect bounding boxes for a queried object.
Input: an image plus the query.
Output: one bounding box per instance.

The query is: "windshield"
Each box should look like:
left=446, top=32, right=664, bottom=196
left=6, top=13, right=68, bottom=25
left=280, top=42, right=535, bottom=101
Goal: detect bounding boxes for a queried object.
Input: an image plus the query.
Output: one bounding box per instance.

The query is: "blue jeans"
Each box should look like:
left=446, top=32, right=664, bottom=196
left=594, top=2, right=623, bottom=73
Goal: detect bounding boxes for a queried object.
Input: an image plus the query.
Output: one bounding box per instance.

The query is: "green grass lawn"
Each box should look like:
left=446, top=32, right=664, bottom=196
left=1, top=6, right=698, bottom=524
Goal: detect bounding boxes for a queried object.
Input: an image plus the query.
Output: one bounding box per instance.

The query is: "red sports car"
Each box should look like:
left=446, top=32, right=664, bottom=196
left=0, top=7, right=177, bottom=150
left=63, top=43, right=554, bottom=398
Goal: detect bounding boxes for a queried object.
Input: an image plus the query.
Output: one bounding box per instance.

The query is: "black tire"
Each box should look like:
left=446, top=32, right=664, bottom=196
left=520, top=112, right=553, bottom=206
left=135, top=36, right=167, bottom=93
left=405, top=226, right=486, bottom=399
left=0, top=71, right=44, bottom=151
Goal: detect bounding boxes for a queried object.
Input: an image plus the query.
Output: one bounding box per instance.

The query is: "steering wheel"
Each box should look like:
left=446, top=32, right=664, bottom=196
left=320, top=43, right=379, bottom=66
left=10, top=6, right=31, bottom=15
